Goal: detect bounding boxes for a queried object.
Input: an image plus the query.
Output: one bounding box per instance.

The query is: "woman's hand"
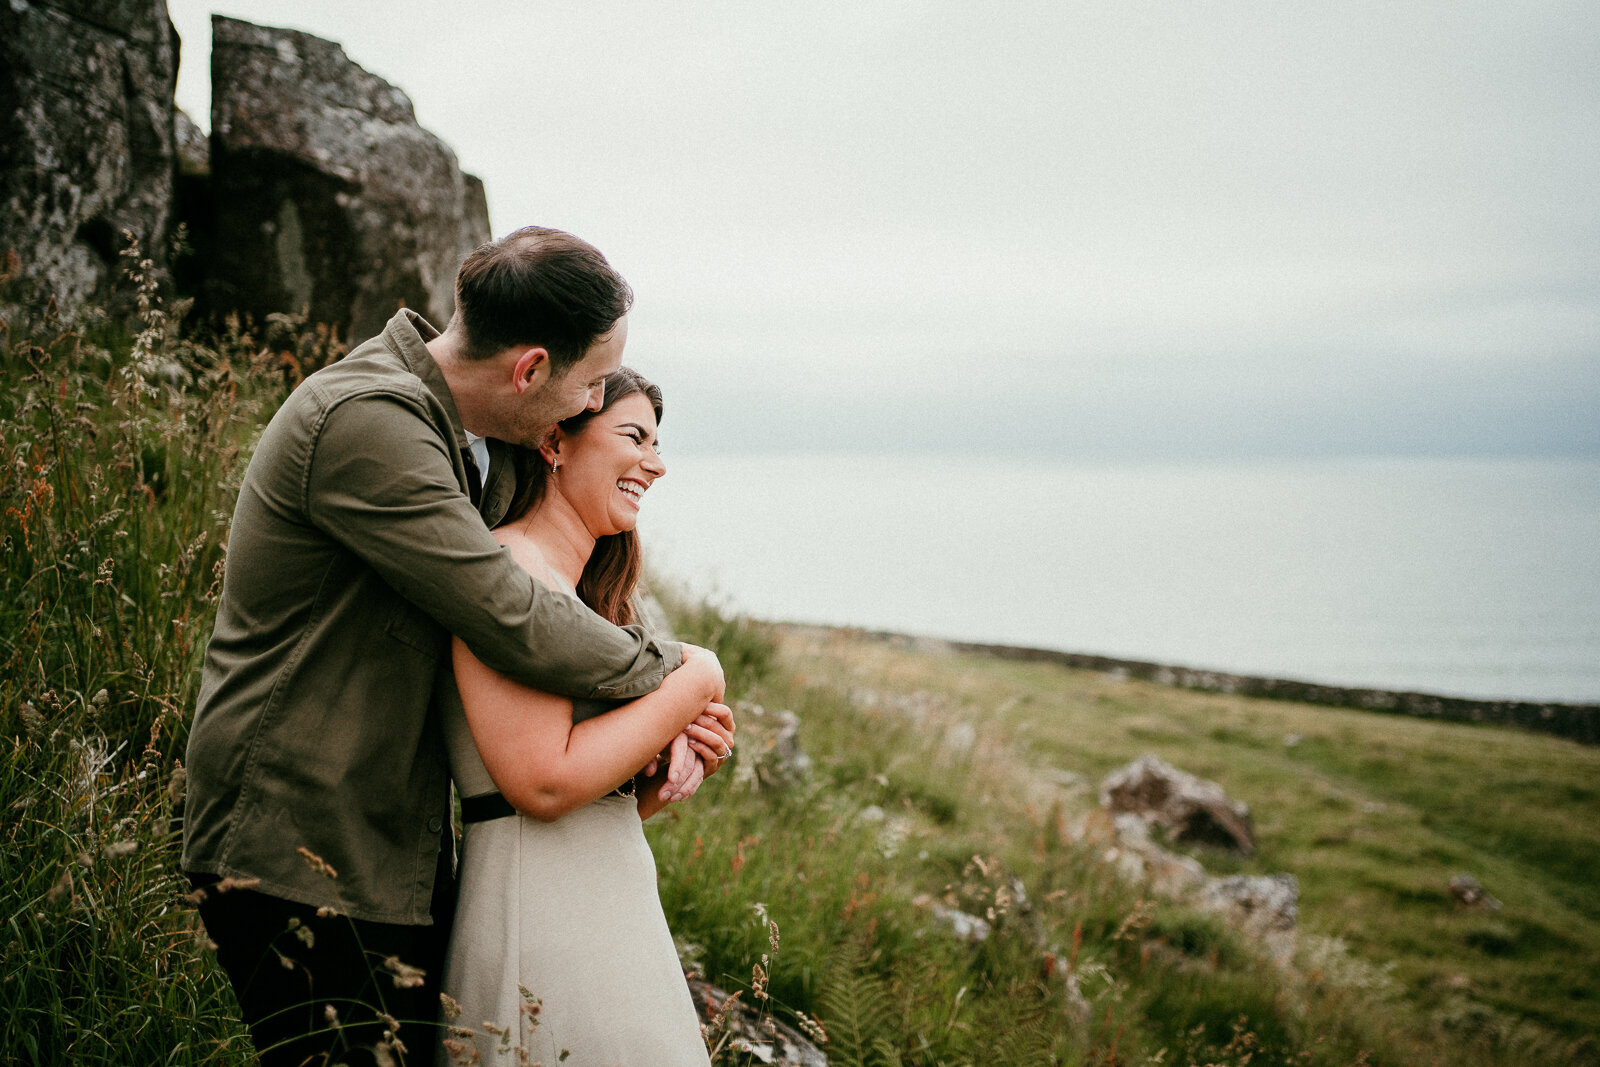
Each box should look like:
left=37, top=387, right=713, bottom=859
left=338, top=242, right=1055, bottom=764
left=682, top=702, right=735, bottom=775
left=655, top=645, right=727, bottom=793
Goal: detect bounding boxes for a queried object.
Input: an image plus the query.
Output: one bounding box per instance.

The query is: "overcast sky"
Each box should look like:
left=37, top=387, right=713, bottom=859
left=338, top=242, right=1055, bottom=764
left=167, top=1, right=1600, bottom=460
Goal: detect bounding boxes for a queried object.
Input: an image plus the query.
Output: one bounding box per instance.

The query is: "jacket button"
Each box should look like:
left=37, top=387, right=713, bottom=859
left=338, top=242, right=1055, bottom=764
left=427, top=816, right=443, bottom=833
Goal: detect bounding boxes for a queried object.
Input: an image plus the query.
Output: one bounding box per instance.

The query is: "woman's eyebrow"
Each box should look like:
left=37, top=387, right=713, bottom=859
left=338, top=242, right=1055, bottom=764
left=618, top=420, right=657, bottom=442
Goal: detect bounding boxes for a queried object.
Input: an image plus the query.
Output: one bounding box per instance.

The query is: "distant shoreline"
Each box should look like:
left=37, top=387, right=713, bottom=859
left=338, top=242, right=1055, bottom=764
left=771, top=622, right=1600, bottom=746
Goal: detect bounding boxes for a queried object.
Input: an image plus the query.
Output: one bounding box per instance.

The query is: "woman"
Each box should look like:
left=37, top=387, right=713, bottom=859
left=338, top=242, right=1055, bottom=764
left=437, top=368, right=729, bottom=1066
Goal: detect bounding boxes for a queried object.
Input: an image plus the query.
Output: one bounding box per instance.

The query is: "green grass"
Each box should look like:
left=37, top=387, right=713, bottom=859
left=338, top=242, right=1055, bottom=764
left=698, top=626, right=1599, bottom=1065
left=4, top=261, right=1598, bottom=1065
left=1, top=250, right=320, bottom=1064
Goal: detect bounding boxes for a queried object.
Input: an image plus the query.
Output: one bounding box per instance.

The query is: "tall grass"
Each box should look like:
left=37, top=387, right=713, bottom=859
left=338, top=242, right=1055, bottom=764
left=0, top=246, right=316, bottom=1064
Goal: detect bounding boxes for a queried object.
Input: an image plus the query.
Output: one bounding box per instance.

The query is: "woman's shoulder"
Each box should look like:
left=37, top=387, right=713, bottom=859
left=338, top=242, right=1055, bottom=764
left=492, top=527, right=575, bottom=596
left=491, top=527, right=546, bottom=577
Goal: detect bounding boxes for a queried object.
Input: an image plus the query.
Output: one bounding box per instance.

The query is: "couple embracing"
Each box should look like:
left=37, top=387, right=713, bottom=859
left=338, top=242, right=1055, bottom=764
left=182, top=227, right=730, bottom=1066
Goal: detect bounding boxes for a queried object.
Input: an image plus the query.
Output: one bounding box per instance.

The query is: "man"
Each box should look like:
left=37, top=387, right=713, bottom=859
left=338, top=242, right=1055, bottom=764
left=182, top=227, right=728, bottom=1065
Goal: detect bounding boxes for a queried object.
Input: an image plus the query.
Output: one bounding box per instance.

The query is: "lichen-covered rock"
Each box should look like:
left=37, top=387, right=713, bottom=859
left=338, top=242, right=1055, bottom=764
left=1099, top=754, right=1256, bottom=855
left=0, top=0, right=178, bottom=317
left=689, top=975, right=828, bottom=1066
left=1199, top=873, right=1299, bottom=934
left=1198, top=873, right=1299, bottom=964
left=205, top=16, right=492, bottom=343
left=173, top=108, right=208, bottom=177
left=729, top=703, right=814, bottom=791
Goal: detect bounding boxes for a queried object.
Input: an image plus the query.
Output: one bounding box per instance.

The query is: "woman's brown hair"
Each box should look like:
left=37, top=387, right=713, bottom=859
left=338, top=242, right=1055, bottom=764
left=502, top=366, right=663, bottom=626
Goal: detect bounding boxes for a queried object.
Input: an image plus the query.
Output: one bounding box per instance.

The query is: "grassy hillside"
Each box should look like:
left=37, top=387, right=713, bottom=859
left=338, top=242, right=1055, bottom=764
left=649, top=617, right=1600, bottom=1066
left=3, top=269, right=1595, bottom=1065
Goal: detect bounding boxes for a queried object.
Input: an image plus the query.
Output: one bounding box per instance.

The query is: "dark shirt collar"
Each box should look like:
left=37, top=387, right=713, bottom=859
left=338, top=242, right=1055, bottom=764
left=383, top=309, right=472, bottom=453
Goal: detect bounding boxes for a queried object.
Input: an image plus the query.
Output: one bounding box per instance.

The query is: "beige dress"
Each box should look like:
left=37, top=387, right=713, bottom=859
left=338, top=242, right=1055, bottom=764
left=437, top=692, right=710, bottom=1067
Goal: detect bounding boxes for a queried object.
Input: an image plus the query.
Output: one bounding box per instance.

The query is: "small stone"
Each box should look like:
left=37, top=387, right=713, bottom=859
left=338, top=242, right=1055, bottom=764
left=1449, top=873, right=1502, bottom=911
left=1099, top=754, right=1256, bottom=855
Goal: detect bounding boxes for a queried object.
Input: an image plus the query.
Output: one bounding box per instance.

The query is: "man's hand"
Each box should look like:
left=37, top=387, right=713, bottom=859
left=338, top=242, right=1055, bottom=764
left=658, top=731, right=704, bottom=802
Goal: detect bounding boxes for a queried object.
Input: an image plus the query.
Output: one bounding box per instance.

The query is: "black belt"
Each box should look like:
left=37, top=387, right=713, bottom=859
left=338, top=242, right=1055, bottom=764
left=460, top=781, right=636, bottom=824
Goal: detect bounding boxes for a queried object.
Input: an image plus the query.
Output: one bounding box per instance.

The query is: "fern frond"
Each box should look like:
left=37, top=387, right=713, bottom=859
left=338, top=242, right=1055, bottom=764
left=817, top=942, right=894, bottom=1067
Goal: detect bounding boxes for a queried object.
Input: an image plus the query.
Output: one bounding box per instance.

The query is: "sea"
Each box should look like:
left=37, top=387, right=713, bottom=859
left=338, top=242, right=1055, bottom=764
left=637, top=455, right=1600, bottom=705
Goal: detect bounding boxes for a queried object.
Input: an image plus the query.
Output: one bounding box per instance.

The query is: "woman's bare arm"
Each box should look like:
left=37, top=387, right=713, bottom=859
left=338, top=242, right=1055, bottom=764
left=455, top=638, right=726, bottom=822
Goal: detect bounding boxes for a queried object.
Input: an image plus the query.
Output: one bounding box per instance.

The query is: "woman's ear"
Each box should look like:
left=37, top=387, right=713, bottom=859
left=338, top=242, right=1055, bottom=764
left=537, top=428, right=565, bottom=470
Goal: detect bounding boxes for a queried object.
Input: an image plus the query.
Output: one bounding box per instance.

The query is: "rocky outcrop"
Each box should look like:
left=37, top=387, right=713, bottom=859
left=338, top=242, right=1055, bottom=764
left=1199, top=874, right=1299, bottom=941
left=689, top=975, right=828, bottom=1066
left=204, top=16, right=491, bottom=344
left=1100, top=754, right=1256, bottom=855
left=729, top=703, right=814, bottom=791
left=1081, top=805, right=1300, bottom=965
left=0, top=0, right=178, bottom=317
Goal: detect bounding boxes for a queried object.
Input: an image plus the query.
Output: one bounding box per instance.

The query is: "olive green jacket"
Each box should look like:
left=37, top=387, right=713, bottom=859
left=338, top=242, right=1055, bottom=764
left=181, top=310, right=681, bottom=924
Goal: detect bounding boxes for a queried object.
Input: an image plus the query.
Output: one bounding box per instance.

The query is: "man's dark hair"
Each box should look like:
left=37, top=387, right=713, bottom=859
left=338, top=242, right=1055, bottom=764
left=453, top=226, right=634, bottom=368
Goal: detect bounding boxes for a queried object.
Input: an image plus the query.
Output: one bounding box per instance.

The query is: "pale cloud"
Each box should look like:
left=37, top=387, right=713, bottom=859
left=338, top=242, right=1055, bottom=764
left=170, top=0, right=1600, bottom=458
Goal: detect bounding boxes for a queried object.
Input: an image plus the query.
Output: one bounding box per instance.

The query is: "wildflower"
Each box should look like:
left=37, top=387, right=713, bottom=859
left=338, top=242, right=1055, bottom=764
left=286, top=917, right=314, bottom=948
left=383, top=955, right=426, bottom=989
left=18, top=702, right=43, bottom=740
left=480, top=1021, right=512, bottom=1052
left=296, top=846, right=339, bottom=879
left=439, top=992, right=462, bottom=1022
left=795, top=1011, right=829, bottom=1045
left=752, top=958, right=768, bottom=1001
left=441, top=1035, right=481, bottom=1065
left=45, top=868, right=74, bottom=906
left=517, top=984, right=542, bottom=1030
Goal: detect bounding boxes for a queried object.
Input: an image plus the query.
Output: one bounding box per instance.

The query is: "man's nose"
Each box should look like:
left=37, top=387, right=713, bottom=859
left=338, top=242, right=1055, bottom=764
left=586, top=382, right=605, bottom=412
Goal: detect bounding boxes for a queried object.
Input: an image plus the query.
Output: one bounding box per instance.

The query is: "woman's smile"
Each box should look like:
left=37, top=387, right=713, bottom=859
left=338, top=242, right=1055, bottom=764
left=617, top=478, right=648, bottom=508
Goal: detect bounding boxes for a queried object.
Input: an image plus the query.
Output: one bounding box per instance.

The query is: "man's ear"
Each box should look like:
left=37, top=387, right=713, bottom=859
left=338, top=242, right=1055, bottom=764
left=510, top=346, right=551, bottom=394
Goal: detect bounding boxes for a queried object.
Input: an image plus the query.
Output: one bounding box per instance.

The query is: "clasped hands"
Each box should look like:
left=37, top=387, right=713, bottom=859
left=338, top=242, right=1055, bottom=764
left=642, top=643, right=734, bottom=804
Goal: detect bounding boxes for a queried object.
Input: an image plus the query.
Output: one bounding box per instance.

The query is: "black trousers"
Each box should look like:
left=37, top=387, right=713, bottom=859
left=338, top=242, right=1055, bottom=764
left=193, top=853, right=455, bottom=1067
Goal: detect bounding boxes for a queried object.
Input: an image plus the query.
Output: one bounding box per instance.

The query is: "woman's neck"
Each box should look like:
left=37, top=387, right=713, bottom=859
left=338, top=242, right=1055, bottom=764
left=513, top=496, right=595, bottom=592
